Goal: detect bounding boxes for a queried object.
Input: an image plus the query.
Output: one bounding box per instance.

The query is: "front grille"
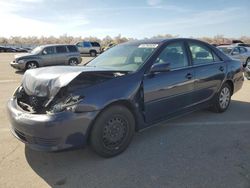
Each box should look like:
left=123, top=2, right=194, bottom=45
left=33, top=137, right=60, bottom=146
left=14, top=129, right=27, bottom=142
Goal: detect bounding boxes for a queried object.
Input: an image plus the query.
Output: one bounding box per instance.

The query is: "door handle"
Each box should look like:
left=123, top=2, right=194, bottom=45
left=185, top=73, right=193, bottom=79
left=219, top=66, right=224, bottom=72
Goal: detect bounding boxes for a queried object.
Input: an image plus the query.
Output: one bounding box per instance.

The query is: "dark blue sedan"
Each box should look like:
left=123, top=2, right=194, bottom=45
left=7, top=38, right=244, bottom=157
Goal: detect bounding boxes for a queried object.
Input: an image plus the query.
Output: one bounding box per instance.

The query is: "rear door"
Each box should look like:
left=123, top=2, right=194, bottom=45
left=55, top=46, right=68, bottom=65
left=143, top=41, right=195, bottom=123
left=187, top=41, right=226, bottom=104
left=239, top=47, right=248, bottom=63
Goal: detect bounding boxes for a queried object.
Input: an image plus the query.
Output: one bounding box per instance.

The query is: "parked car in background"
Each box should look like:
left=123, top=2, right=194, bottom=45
left=102, top=43, right=116, bottom=52
left=10, top=44, right=81, bottom=71
left=217, top=45, right=250, bottom=64
left=237, top=43, right=250, bottom=48
left=7, top=38, right=244, bottom=157
left=76, top=41, right=101, bottom=57
left=15, top=47, right=29, bottom=53
left=0, top=46, right=5, bottom=52
left=0, top=46, right=16, bottom=52
left=244, top=61, right=250, bottom=80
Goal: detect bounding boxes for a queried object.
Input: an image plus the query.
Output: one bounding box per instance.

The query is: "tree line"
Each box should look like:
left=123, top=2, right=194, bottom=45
left=0, top=34, right=250, bottom=47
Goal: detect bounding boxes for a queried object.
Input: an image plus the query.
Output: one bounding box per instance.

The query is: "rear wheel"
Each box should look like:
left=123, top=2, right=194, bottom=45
left=26, top=62, right=38, bottom=70
left=211, top=83, right=232, bottom=113
left=90, top=105, right=135, bottom=158
left=68, top=58, right=78, bottom=66
left=90, top=50, right=97, bottom=57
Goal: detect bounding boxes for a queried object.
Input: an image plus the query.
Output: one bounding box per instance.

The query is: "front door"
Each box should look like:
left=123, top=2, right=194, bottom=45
left=143, top=41, right=195, bottom=123
left=40, top=46, right=57, bottom=66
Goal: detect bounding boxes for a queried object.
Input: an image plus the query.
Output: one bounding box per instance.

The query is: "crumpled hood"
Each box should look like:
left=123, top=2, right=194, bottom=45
left=22, top=66, right=93, bottom=98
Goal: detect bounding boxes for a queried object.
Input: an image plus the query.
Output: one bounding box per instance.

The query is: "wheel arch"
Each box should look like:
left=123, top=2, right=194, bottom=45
left=223, top=79, right=234, bottom=95
left=25, top=60, right=39, bottom=68
left=86, top=100, right=139, bottom=143
left=68, top=57, right=79, bottom=64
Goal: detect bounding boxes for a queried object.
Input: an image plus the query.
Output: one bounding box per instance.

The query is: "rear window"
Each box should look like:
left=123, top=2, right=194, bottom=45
left=83, top=42, right=91, bottom=48
left=56, top=46, right=67, bottom=53
left=67, top=45, right=78, bottom=52
left=188, top=42, right=214, bottom=65
left=91, top=42, right=100, bottom=47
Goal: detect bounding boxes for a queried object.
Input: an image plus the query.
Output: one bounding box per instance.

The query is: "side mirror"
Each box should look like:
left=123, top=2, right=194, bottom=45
left=150, top=63, right=171, bottom=73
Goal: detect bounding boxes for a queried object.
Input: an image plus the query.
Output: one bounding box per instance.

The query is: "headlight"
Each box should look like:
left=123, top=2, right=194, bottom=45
left=13, top=86, right=24, bottom=98
left=17, top=59, right=25, bottom=64
left=50, top=95, right=83, bottom=113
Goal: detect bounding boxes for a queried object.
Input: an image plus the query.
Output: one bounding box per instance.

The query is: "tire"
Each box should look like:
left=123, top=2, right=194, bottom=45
left=90, top=50, right=97, bottom=57
left=245, top=58, right=250, bottom=79
left=211, top=83, right=232, bottom=113
left=26, top=61, right=39, bottom=70
left=90, top=105, right=135, bottom=158
left=68, top=58, right=78, bottom=66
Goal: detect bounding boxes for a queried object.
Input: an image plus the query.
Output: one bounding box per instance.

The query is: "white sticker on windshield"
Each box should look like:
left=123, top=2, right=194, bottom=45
left=138, top=44, right=158, bottom=48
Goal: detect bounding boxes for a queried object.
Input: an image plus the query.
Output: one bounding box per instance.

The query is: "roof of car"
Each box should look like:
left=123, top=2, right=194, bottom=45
left=123, top=38, right=207, bottom=45
left=39, top=44, right=75, bottom=48
left=217, top=45, right=235, bottom=48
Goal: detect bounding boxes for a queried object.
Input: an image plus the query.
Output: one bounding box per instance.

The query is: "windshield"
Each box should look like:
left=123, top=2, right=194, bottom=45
left=30, top=46, right=42, bottom=54
left=87, top=44, right=157, bottom=72
left=218, top=47, right=233, bottom=54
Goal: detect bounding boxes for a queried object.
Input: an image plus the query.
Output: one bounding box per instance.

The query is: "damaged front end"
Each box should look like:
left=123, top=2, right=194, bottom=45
left=14, top=86, right=83, bottom=114
left=14, top=66, right=127, bottom=114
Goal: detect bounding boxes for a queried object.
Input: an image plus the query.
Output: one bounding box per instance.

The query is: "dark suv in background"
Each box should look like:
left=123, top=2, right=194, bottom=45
left=76, top=41, right=101, bottom=57
left=10, top=44, right=82, bottom=70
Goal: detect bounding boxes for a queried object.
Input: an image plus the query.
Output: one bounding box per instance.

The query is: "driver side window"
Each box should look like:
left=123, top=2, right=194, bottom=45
left=42, top=47, right=55, bottom=55
left=154, top=42, right=188, bottom=69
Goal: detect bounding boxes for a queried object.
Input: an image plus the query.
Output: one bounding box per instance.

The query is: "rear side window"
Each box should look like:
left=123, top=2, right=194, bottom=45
left=67, top=45, right=78, bottom=52
left=239, top=47, right=247, bottom=53
left=56, top=46, right=67, bottom=53
left=188, top=42, right=215, bottom=65
left=83, top=42, right=91, bottom=48
left=91, top=42, right=100, bottom=47
left=232, top=47, right=240, bottom=54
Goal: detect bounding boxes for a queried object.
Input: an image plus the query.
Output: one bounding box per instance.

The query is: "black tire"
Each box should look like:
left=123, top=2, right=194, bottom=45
left=90, top=50, right=97, bottom=57
left=244, top=58, right=250, bottom=80
left=211, top=83, right=232, bottom=113
left=90, top=105, right=135, bottom=158
left=243, top=57, right=250, bottom=68
left=68, top=58, right=78, bottom=66
left=26, top=61, right=39, bottom=70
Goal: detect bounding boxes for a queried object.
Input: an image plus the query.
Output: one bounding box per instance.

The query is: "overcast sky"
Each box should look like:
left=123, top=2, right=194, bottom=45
left=0, top=0, right=249, bottom=39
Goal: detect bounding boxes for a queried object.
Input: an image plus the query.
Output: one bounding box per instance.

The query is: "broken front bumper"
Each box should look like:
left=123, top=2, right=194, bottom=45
left=7, top=98, right=99, bottom=151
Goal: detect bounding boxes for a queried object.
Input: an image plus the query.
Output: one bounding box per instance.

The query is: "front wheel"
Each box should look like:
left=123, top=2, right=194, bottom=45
left=211, top=83, right=232, bottom=113
left=26, top=62, right=38, bottom=70
left=90, top=105, right=135, bottom=158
